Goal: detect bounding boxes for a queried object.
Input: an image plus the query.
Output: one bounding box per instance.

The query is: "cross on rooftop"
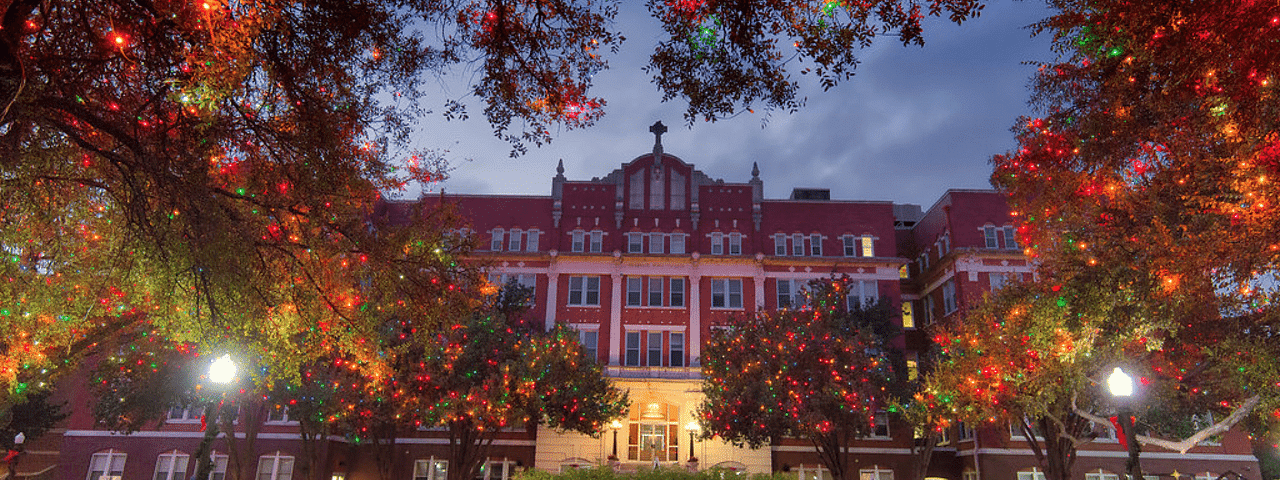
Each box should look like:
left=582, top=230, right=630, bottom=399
left=649, top=121, right=667, bottom=147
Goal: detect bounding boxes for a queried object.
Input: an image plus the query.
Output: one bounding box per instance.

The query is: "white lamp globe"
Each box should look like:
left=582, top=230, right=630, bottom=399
left=209, top=354, right=237, bottom=384
left=1107, top=367, right=1134, bottom=397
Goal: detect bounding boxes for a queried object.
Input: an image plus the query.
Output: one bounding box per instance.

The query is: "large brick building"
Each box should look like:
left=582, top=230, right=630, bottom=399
left=40, top=124, right=1261, bottom=480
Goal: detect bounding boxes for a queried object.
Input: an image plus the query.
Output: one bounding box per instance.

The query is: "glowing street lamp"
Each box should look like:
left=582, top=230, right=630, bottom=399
left=609, top=420, right=623, bottom=459
left=208, top=354, right=237, bottom=385
left=195, top=354, right=238, bottom=480
left=684, top=421, right=700, bottom=462
left=1107, top=367, right=1143, bottom=478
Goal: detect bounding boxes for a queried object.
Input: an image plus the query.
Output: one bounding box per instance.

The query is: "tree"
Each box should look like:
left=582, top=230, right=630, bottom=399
left=984, top=0, right=1280, bottom=460
left=699, top=276, right=903, bottom=480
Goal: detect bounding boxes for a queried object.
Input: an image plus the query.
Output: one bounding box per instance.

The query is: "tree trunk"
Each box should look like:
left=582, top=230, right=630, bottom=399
left=448, top=421, right=498, bottom=480
left=909, top=431, right=938, bottom=480
left=809, top=428, right=852, bottom=480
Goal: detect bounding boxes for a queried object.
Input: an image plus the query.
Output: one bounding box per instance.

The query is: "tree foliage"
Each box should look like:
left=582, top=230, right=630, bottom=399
left=699, top=276, right=902, bottom=480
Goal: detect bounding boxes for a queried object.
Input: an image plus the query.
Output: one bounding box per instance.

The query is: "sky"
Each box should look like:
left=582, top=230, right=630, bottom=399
left=409, top=0, right=1058, bottom=209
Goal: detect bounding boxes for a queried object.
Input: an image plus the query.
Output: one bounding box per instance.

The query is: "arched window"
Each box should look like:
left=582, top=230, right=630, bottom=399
left=257, top=451, right=295, bottom=480
left=154, top=450, right=189, bottom=480
left=86, top=449, right=127, bottom=480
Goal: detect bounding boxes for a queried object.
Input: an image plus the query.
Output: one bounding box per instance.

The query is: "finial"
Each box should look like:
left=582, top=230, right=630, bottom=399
left=751, top=162, right=760, bottom=179
left=556, top=159, right=565, bottom=176
left=649, top=121, right=668, bottom=148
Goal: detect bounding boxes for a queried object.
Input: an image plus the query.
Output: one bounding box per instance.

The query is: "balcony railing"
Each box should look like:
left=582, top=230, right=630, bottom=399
left=605, top=365, right=701, bottom=380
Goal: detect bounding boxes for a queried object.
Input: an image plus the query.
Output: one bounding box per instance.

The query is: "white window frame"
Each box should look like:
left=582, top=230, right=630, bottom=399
left=710, top=232, right=724, bottom=255
left=670, top=234, right=685, bottom=254
left=1084, top=469, right=1120, bottom=480
left=257, top=452, right=294, bottom=480
left=206, top=452, right=229, bottom=480
left=627, top=233, right=643, bottom=254
left=711, top=278, right=743, bottom=309
left=589, top=231, right=603, bottom=253
left=87, top=449, right=127, bottom=480
left=728, top=233, right=742, bottom=255
left=983, top=225, right=999, bottom=248
left=414, top=458, right=449, bottom=480
left=809, top=234, right=822, bottom=256
left=508, top=229, right=522, bottom=251
left=648, top=277, right=664, bottom=306
left=957, top=421, right=975, bottom=441
left=626, top=276, right=643, bottom=307
left=266, top=405, right=298, bottom=424
left=167, top=405, right=200, bottom=423
left=1003, top=225, right=1019, bottom=249
left=624, top=332, right=641, bottom=366
left=942, top=280, right=957, bottom=315
left=579, top=330, right=599, bottom=361
left=669, top=332, right=684, bottom=367
left=860, top=236, right=875, bottom=257
left=774, top=234, right=787, bottom=255
left=154, top=450, right=190, bottom=480
left=647, top=332, right=663, bottom=366
left=649, top=233, right=664, bottom=254
left=777, top=279, right=794, bottom=309
left=571, top=231, right=585, bottom=252
left=669, top=278, right=685, bottom=307
left=847, top=280, right=878, bottom=309
left=475, top=460, right=515, bottom=480
left=843, top=236, right=857, bottom=257
left=791, top=233, right=804, bottom=256
left=567, top=276, right=600, bottom=306
left=1016, top=469, right=1047, bottom=480
left=629, top=170, right=644, bottom=209
left=525, top=230, right=539, bottom=252
left=921, top=297, right=933, bottom=325
left=858, top=465, right=894, bottom=480
left=490, top=229, right=504, bottom=251
left=868, top=411, right=890, bottom=439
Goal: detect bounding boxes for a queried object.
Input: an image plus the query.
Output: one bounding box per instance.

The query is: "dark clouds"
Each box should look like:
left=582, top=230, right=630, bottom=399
left=412, top=0, right=1055, bottom=209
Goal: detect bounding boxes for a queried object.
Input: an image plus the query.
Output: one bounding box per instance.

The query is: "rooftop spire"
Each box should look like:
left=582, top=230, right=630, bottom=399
left=649, top=121, right=667, bottom=165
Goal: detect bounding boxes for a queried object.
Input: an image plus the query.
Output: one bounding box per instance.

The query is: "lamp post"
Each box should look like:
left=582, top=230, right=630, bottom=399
left=5, top=432, right=24, bottom=479
left=1107, top=367, right=1143, bottom=478
left=193, top=354, right=237, bottom=480
left=609, top=420, right=622, bottom=459
left=684, top=421, right=700, bottom=462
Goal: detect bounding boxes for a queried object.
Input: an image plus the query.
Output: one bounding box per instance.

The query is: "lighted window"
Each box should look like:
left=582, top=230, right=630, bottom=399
left=711, top=279, right=743, bottom=309
left=899, top=265, right=908, bottom=279
left=508, top=229, right=522, bottom=251
left=669, top=333, right=684, bottom=367
left=792, top=234, right=804, bottom=256
left=774, top=234, right=787, bottom=256
left=728, top=233, right=742, bottom=255
left=647, top=332, right=662, bottom=366
left=901, top=301, right=914, bottom=329
left=670, top=234, right=685, bottom=254
left=710, top=232, right=724, bottom=255
left=627, top=277, right=643, bottom=306
left=414, top=459, right=448, bottom=480
left=88, top=450, right=127, bottom=480
left=649, top=233, right=664, bottom=254
left=809, top=234, right=822, bottom=256
left=628, top=233, right=644, bottom=253
left=625, top=332, right=641, bottom=366
left=256, top=452, right=294, bottom=480
left=858, top=466, right=893, bottom=480
left=983, top=225, right=999, bottom=248
left=906, top=359, right=918, bottom=381
left=490, top=229, right=504, bottom=251
left=567, top=276, right=600, bottom=306
left=579, top=331, right=598, bottom=362
left=861, top=236, right=875, bottom=257
left=648, top=277, right=663, bottom=306
left=669, top=278, right=685, bottom=307
left=571, top=231, right=585, bottom=252
left=154, top=450, right=189, bottom=480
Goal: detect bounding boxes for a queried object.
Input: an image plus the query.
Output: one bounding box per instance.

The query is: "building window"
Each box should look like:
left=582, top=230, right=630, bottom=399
left=774, top=234, right=787, bottom=255
left=990, top=272, right=1008, bottom=290
left=267, top=405, right=296, bottom=423
left=869, top=412, right=890, bottom=439
left=798, top=465, right=830, bottom=480
left=490, top=229, right=504, bottom=251
left=579, top=331, right=599, bottom=361
left=630, top=170, right=644, bottom=209
left=809, top=234, right=822, bottom=256
left=670, top=171, right=686, bottom=210
left=939, top=234, right=951, bottom=255
left=414, top=459, right=448, bottom=480
left=861, top=236, right=875, bottom=257
left=843, top=236, right=857, bottom=256
left=257, top=452, right=294, bottom=480
left=670, top=234, right=685, bottom=254
left=571, top=231, right=585, bottom=252
left=847, top=280, right=879, bottom=309
left=647, top=332, right=662, bottom=366
left=649, top=233, right=664, bottom=254
left=154, top=451, right=189, bottom=480
left=568, top=276, right=600, bottom=306
left=901, top=301, right=914, bottom=329
left=899, top=265, right=909, bottom=279
left=475, top=461, right=514, bottom=480
left=777, top=279, right=793, bottom=308
left=167, top=405, right=199, bottom=422
left=669, top=333, right=684, bottom=367
left=590, top=231, right=603, bottom=252
left=906, top=358, right=919, bottom=381
left=1016, top=468, right=1047, bottom=480
left=858, top=466, right=893, bottom=480
left=962, top=471, right=978, bottom=480
left=648, top=278, right=664, bottom=306
left=711, top=279, right=743, bottom=309
left=526, top=230, right=539, bottom=251
left=88, top=449, right=127, bottom=480
left=625, top=332, right=641, bottom=366
left=791, top=234, right=804, bottom=256
left=957, top=421, right=975, bottom=441
left=984, top=225, right=999, bottom=248
left=627, top=277, right=643, bottom=307
left=919, top=252, right=929, bottom=270
left=921, top=297, right=933, bottom=325
left=669, top=278, right=685, bottom=307
left=207, top=452, right=229, bottom=480
left=710, top=232, right=724, bottom=255
left=1084, top=470, right=1119, bottom=480
left=942, top=280, right=957, bottom=315
left=508, top=229, right=522, bottom=251
left=1004, top=225, right=1019, bottom=249
left=650, top=168, right=665, bottom=210
left=728, top=233, right=742, bottom=255
left=628, top=233, right=644, bottom=253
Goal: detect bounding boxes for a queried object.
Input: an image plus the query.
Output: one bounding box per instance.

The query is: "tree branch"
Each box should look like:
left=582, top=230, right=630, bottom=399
left=1071, top=393, right=1261, bottom=454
